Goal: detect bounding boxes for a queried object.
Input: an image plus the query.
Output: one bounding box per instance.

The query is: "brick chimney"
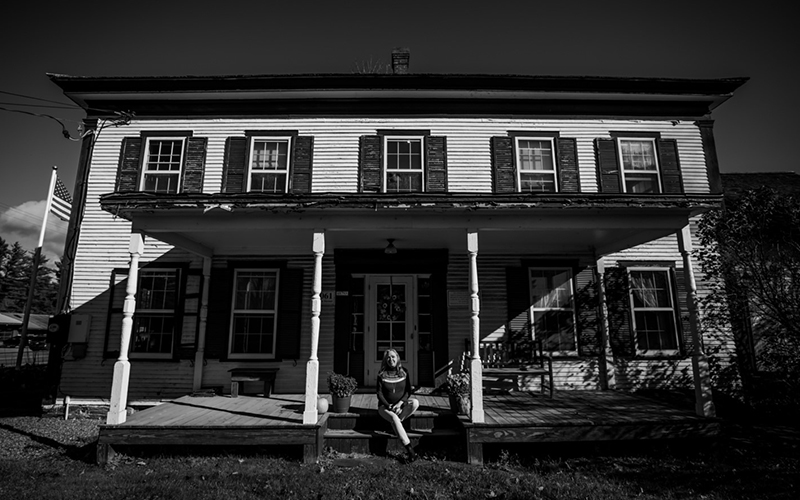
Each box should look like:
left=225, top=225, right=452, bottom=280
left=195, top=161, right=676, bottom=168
left=391, top=48, right=410, bottom=75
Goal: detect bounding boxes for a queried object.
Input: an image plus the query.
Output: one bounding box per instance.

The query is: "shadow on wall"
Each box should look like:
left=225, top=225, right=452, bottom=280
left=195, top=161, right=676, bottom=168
left=59, top=249, right=202, bottom=400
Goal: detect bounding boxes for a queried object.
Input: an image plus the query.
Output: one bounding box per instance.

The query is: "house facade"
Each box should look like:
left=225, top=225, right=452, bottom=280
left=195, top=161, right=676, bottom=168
left=50, top=57, right=746, bottom=424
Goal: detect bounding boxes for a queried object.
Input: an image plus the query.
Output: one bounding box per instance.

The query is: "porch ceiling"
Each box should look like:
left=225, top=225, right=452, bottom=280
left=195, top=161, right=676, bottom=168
left=126, top=206, right=694, bottom=258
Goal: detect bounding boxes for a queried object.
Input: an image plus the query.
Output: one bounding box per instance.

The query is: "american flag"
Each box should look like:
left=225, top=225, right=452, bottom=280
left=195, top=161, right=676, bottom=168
left=50, top=176, right=72, bottom=222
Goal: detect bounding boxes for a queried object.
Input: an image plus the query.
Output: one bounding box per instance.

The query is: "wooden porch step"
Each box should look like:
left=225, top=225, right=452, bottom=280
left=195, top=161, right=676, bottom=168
left=325, top=411, right=457, bottom=432
left=323, top=427, right=463, bottom=454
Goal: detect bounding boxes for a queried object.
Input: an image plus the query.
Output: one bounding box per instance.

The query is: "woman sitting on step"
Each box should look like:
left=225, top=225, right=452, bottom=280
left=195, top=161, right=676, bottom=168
left=376, top=348, right=420, bottom=463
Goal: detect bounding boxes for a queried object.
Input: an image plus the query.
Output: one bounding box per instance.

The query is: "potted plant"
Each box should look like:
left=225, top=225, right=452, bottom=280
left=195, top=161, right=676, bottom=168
left=326, top=372, right=358, bottom=413
left=445, top=372, right=471, bottom=415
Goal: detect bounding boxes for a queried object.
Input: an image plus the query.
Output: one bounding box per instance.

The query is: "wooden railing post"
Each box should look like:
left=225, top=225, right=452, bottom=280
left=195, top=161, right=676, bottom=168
left=594, top=257, right=616, bottom=390
left=678, top=224, right=716, bottom=417
left=303, top=231, right=325, bottom=424
left=107, top=233, right=144, bottom=425
left=467, top=230, right=484, bottom=423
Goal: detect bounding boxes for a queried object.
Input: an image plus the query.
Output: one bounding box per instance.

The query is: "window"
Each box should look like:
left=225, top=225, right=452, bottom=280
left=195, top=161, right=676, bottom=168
left=229, top=269, right=279, bottom=358
left=141, top=138, right=185, bottom=194
left=617, top=138, right=661, bottom=194
left=628, top=268, right=679, bottom=353
left=384, top=136, right=424, bottom=192
left=516, top=138, right=557, bottom=192
left=132, top=269, right=178, bottom=358
left=529, top=268, right=576, bottom=352
left=248, top=137, right=291, bottom=193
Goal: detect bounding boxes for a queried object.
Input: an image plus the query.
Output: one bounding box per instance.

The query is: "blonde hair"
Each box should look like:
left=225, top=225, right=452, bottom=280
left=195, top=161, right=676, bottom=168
left=379, top=348, right=404, bottom=375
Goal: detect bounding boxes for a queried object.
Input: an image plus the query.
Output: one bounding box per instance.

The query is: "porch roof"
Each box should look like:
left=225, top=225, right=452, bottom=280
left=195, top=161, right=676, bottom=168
left=100, top=192, right=719, bottom=257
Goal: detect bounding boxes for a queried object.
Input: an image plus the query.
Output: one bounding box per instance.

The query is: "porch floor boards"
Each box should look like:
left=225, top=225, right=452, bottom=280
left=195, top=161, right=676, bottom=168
left=96, top=390, right=718, bottom=465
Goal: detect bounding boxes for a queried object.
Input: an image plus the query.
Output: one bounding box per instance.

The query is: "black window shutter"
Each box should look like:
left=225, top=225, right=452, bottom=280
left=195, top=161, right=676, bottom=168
left=204, top=267, right=233, bottom=360
left=222, top=137, right=247, bottom=193
left=491, top=137, right=515, bottom=193
left=505, top=267, right=530, bottom=343
left=182, top=137, right=207, bottom=194
left=656, top=139, right=684, bottom=194
left=290, top=136, right=314, bottom=194
left=603, top=267, right=633, bottom=357
left=276, top=267, right=304, bottom=360
left=425, top=136, right=447, bottom=192
left=359, top=135, right=382, bottom=193
left=595, top=138, right=622, bottom=193
left=556, top=138, right=580, bottom=193
left=116, top=137, right=143, bottom=192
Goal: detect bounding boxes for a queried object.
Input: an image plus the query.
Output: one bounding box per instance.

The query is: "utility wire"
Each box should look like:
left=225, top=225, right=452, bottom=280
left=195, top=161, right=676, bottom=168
left=0, top=101, right=81, bottom=110
left=0, top=89, right=82, bottom=108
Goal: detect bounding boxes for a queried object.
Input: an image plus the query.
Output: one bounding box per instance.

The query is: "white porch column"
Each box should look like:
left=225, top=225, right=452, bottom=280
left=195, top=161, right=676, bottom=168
left=678, top=224, right=716, bottom=418
left=192, top=257, right=212, bottom=392
left=594, top=258, right=616, bottom=390
left=303, top=231, right=325, bottom=424
left=467, top=230, right=485, bottom=423
left=107, top=233, right=144, bottom=425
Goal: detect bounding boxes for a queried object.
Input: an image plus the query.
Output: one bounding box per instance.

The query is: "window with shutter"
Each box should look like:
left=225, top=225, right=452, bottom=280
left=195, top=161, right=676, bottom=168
left=627, top=267, right=680, bottom=355
left=359, top=131, right=446, bottom=193
left=115, top=132, right=206, bottom=194
left=596, top=133, right=684, bottom=194
left=131, top=268, right=180, bottom=359
left=492, top=133, right=579, bottom=193
left=228, top=269, right=280, bottom=358
left=222, top=132, right=313, bottom=194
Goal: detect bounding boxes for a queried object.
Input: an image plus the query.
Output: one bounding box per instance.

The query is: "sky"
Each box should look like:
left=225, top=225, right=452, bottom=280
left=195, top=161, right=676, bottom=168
left=1, top=1, right=797, bottom=263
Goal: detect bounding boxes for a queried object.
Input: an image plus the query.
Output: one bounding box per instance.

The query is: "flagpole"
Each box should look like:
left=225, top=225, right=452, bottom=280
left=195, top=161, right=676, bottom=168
left=16, top=166, right=58, bottom=370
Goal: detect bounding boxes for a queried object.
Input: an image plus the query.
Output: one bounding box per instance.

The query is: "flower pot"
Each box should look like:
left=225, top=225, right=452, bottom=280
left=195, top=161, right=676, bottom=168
left=448, top=394, right=470, bottom=415
left=332, top=395, right=352, bottom=413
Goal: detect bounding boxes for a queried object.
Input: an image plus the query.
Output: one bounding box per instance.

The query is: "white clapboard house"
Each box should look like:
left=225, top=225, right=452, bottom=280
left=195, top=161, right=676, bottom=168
left=50, top=52, right=746, bottom=427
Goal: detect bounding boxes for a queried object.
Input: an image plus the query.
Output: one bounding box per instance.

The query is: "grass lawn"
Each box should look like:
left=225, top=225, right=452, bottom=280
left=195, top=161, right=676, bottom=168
left=0, top=413, right=797, bottom=500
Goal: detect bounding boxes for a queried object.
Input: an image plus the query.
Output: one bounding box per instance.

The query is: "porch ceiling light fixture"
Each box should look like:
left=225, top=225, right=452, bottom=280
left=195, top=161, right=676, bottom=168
left=384, top=239, right=398, bottom=255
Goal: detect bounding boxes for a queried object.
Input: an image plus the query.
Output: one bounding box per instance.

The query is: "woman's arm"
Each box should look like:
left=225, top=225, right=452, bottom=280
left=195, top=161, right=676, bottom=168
left=376, top=375, right=391, bottom=407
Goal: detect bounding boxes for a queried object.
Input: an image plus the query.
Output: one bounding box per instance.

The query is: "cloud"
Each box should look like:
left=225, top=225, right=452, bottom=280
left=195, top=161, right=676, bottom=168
left=0, top=200, right=68, bottom=265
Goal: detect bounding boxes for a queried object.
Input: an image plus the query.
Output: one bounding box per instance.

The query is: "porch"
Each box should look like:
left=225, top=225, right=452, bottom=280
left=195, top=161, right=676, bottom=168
left=96, top=390, right=719, bottom=465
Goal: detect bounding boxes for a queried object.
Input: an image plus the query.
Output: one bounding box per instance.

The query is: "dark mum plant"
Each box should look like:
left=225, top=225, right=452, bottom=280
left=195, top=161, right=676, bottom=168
left=696, top=185, right=800, bottom=413
left=445, top=372, right=471, bottom=396
left=326, top=372, right=358, bottom=398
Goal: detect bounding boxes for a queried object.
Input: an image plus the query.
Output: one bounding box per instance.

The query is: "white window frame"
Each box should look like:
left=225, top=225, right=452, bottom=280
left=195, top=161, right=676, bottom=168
left=627, top=266, right=680, bottom=355
left=228, top=268, right=280, bottom=360
left=515, top=137, right=558, bottom=193
left=528, top=267, right=577, bottom=355
left=383, top=136, right=425, bottom=193
left=247, top=136, right=292, bottom=193
left=131, top=268, right=178, bottom=359
left=139, top=137, right=186, bottom=194
left=616, top=137, right=662, bottom=194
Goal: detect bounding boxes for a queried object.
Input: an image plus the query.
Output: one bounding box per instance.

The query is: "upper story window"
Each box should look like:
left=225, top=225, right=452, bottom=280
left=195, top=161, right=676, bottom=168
left=229, top=269, right=279, bottom=358
left=529, top=267, right=576, bottom=353
left=132, top=268, right=178, bottom=358
left=516, top=138, right=557, bottom=193
left=628, top=267, right=679, bottom=354
left=141, top=138, right=185, bottom=194
left=248, top=137, right=291, bottom=193
left=384, top=136, right=424, bottom=193
left=618, top=138, right=661, bottom=194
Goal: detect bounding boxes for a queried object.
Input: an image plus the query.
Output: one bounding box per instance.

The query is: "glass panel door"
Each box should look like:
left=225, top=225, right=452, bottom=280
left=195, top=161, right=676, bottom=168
left=366, top=276, right=415, bottom=384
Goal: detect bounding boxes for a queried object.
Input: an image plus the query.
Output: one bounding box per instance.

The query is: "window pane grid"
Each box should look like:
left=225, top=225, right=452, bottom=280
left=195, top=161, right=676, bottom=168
left=249, top=139, right=290, bottom=193
left=629, top=269, right=678, bottom=352
left=619, top=139, right=660, bottom=194
left=516, top=138, right=556, bottom=193
left=385, top=138, right=423, bottom=193
left=133, top=269, right=178, bottom=356
left=142, top=139, right=183, bottom=194
left=530, top=268, right=576, bottom=352
left=230, top=270, right=279, bottom=356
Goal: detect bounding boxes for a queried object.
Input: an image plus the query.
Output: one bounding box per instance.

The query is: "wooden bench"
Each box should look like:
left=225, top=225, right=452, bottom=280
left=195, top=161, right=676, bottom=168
left=473, top=339, right=554, bottom=397
left=229, top=368, right=279, bottom=398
